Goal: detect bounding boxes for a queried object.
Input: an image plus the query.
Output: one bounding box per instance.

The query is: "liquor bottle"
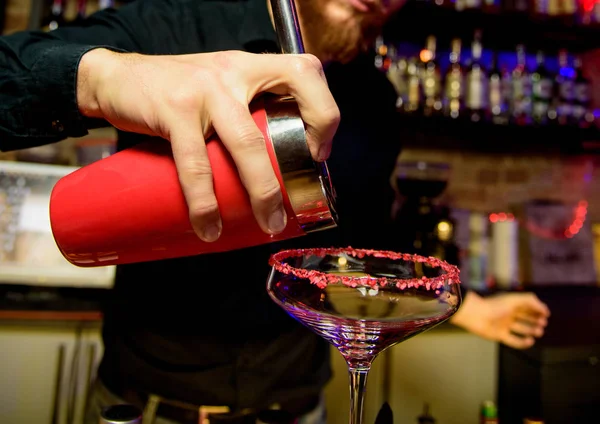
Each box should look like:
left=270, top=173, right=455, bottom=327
left=511, top=44, right=532, bottom=125
left=465, top=30, right=488, bottom=122
left=465, top=0, right=483, bottom=10
left=405, top=57, right=422, bottom=114
left=387, top=56, right=409, bottom=110
left=421, top=35, right=442, bottom=116
left=572, top=56, right=591, bottom=127
left=531, top=50, right=553, bottom=125
left=488, top=51, right=509, bottom=124
left=555, top=49, right=575, bottom=126
left=443, top=38, right=464, bottom=119
left=41, top=0, right=65, bottom=31
left=374, top=36, right=387, bottom=71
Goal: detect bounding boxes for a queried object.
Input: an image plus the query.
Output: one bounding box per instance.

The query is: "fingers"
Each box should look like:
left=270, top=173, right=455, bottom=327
left=503, top=332, right=535, bottom=350
left=208, top=90, right=287, bottom=236
left=169, top=117, right=222, bottom=243
left=245, top=53, right=340, bottom=162
left=518, top=293, right=551, bottom=317
left=510, top=320, right=545, bottom=338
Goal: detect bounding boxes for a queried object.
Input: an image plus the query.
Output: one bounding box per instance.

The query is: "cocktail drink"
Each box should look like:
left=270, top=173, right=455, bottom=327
left=267, top=247, right=461, bottom=424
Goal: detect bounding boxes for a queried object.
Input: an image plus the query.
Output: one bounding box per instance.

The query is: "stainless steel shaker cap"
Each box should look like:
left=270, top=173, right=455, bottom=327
left=264, top=95, right=338, bottom=234
left=99, top=404, right=142, bottom=424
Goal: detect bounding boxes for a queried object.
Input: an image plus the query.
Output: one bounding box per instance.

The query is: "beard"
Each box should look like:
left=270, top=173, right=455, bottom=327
left=296, top=0, right=387, bottom=64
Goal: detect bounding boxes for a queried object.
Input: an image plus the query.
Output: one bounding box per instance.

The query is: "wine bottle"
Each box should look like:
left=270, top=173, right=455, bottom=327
left=511, top=44, right=532, bottom=126
left=465, top=30, right=488, bottom=123
left=555, top=49, right=575, bottom=126
left=421, top=35, right=442, bottom=116
left=488, top=51, right=509, bottom=125
left=443, top=38, right=464, bottom=119
left=531, top=50, right=553, bottom=125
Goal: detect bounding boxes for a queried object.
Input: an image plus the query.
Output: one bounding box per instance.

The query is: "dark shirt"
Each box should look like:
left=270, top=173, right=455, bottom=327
left=0, top=0, right=401, bottom=410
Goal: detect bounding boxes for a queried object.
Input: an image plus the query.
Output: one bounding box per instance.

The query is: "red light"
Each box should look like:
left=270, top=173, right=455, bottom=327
left=489, top=213, right=499, bottom=223
left=498, top=212, right=507, bottom=221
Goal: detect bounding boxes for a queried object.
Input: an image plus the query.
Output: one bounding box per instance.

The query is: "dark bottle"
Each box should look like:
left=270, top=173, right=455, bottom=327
left=555, top=49, right=575, bottom=126
left=465, top=30, right=488, bottom=123
left=511, top=44, right=532, bottom=126
left=443, top=38, right=464, bottom=119
left=41, top=0, right=65, bottom=31
left=531, top=50, right=553, bottom=125
left=572, top=56, right=592, bottom=127
left=488, top=51, right=509, bottom=125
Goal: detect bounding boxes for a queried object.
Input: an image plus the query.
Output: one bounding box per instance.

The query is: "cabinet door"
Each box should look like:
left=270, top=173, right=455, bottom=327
left=387, top=328, right=498, bottom=424
left=0, top=324, right=79, bottom=424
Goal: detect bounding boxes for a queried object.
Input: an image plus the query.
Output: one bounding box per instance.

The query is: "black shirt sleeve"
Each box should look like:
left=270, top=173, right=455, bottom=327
left=0, top=0, right=202, bottom=151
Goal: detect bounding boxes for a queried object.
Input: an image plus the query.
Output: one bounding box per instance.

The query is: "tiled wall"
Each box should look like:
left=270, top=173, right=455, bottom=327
left=397, top=147, right=600, bottom=221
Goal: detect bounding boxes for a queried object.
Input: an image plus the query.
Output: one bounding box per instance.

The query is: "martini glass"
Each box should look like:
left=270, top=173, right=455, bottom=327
left=267, top=247, right=461, bottom=424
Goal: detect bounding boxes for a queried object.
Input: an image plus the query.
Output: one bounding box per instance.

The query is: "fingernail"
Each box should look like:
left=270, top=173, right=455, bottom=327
left=201, top=222, right=221, bottom=242
left=268, top=208, right=287, bottom=234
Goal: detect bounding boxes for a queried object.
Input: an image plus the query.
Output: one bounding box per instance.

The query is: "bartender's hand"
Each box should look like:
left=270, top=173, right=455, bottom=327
left=77, top=48, right=339, bottom=242
left=450, top=291, right=550, bottom=349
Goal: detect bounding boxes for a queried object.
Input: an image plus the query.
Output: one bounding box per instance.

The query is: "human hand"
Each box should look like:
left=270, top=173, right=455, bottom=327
left=450, top=291, right=550, bottom=349
left=77, top=49, right=340, bottom=242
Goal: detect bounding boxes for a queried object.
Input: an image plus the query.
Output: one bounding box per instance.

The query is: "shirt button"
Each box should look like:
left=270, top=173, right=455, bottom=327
left=52, top=120, right=64, bottom=132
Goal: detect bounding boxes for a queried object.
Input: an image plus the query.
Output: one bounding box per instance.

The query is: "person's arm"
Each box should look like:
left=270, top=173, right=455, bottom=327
left=0, top=0, right=198, bottom=151
left=450, top=290, right=550, bottom=349
left=0, top=0, right=339, bottom=243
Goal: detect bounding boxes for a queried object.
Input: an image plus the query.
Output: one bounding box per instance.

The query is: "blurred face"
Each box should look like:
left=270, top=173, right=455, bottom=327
left=295, top=0, right=406, bottom=64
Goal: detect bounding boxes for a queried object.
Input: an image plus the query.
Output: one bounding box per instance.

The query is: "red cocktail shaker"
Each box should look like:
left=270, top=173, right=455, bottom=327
left=49, top=95, right=337, bottom=267
left=49, top=0, right=337, bottom=267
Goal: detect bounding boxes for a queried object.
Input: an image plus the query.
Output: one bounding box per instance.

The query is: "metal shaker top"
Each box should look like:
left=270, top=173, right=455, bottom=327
left=267, top=0, right=338, bottom=234
left=99, top=404, right=142, bottom=424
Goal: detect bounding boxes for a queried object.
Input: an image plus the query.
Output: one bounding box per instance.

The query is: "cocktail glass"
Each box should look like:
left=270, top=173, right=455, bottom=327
left=267, top=247, right=461, bottom=424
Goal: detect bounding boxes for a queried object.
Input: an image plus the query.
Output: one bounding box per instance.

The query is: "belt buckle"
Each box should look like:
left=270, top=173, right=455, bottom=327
left=198, top=406, right=230, bottom=424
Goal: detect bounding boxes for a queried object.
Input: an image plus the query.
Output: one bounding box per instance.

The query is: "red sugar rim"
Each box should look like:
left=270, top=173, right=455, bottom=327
left=269, top=246, right=460, bottom=291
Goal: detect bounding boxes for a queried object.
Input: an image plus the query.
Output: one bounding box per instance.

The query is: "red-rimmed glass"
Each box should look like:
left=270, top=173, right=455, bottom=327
left=267, top=247, right=461, bottom=424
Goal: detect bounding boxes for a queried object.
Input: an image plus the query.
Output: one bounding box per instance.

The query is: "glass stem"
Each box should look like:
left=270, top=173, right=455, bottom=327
left=348, top=367, right=370, bottom=424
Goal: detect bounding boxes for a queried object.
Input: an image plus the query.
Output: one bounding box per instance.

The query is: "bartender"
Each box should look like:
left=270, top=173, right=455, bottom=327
left=0, top=0, right=549, bottom=423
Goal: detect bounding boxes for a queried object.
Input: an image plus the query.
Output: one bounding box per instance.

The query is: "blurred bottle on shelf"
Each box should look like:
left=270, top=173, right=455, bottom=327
left=511, top=44, right=533, bottom=126
left=531, top=50, right=553, bottom=125
left=41, top=0, right=66, bottom=31
left=443, top=38, right=464, bottom=119
left=465, top=30, right=488, bottom=122
left=555, top=48, right=576, bottom=125
left=421, top=35, right=443, bottom=116
left=377, top=33, right=597, bottom=130
left=488, top=51, right=510, bottom=124
left=573, top=55, right=594, bottom=127
left=405, top=57, right=422, bottom=113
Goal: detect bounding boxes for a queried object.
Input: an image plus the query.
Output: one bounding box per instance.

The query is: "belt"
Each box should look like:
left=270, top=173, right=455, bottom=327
left=109, top=381, right=319, bottom=424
